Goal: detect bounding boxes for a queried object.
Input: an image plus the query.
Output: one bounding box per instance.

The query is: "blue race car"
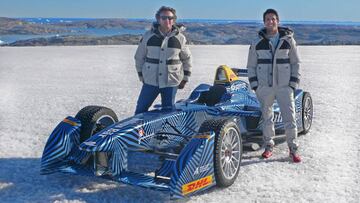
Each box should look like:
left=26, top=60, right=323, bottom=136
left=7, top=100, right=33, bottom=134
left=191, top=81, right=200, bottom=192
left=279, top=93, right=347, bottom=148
left=40, top=65, right=313, bottom=199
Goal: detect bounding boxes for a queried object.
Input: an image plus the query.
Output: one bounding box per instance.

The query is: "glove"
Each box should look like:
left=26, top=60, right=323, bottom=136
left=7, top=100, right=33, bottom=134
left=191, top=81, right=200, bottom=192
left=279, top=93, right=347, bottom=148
left=178, top=80, right=187, bottom=89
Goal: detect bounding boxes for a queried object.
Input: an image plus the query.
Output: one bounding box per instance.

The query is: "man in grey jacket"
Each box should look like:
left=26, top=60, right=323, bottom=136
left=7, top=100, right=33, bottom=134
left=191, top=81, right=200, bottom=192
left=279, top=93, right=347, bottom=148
left=246, top=9, right=301, bottom=163
left=134, top=6, right=192, bottom=114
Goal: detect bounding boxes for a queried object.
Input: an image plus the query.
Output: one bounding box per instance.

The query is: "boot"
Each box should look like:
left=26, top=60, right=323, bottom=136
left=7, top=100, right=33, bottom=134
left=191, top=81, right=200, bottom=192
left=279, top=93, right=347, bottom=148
left=289, top=150, right=301, bottom=163
left=261, top=145, right=273, bottom=159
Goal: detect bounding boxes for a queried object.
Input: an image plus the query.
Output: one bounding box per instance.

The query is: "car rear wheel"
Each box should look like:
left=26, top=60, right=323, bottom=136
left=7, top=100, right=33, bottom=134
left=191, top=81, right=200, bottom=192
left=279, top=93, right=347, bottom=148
left=301, top=92, right=313, bottom=134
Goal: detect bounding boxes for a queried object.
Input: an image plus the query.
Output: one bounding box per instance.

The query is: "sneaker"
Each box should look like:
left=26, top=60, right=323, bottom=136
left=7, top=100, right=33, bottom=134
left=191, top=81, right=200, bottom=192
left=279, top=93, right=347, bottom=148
left=261, top=146, right=273, bottom=159
left=289, top=152, right=301, bottom=163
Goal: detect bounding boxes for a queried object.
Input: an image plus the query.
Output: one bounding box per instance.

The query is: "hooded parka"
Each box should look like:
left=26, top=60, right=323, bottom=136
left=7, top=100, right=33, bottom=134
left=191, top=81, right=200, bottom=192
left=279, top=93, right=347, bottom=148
left=247, top=27, right=300, bottom=90
left=134, top=23, right=192, bottom=88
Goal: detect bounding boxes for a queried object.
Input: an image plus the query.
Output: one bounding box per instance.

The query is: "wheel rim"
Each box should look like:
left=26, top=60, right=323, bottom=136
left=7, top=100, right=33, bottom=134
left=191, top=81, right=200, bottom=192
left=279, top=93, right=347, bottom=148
left=91, top=115, right=116, bottom=135
left=303, top=96, right=313, bottom=131
left=220, top=127, right=241, bottom=180
left=91, top=115, right=116, bottom=175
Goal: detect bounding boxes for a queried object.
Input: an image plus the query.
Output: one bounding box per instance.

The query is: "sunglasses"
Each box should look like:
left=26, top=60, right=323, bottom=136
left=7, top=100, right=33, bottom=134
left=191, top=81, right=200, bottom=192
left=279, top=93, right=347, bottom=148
left=160, top=16, right=175, bottom=21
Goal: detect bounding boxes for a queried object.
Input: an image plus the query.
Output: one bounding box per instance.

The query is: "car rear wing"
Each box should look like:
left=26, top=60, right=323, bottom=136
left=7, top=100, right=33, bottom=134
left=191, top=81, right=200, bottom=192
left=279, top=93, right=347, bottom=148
left=231, top=68, right=248, bottom=77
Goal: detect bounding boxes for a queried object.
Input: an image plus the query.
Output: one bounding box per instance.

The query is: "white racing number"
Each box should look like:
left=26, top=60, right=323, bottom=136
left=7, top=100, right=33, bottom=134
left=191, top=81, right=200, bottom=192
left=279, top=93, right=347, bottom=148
left=194, top=163, right=212, bottom=175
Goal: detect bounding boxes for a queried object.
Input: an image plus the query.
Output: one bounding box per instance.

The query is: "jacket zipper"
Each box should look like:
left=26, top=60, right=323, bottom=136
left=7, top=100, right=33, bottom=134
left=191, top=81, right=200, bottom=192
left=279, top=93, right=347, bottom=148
left=270, top=38, right=281, bottom=87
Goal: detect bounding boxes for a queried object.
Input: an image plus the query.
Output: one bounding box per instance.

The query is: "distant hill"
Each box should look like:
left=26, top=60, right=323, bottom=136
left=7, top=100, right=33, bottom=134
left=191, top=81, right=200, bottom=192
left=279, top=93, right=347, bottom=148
left=185, top=23, right=360, bottom=45
left=0, top=17, right=66, bottom=35
left=1, top=17, right=360, bottom=46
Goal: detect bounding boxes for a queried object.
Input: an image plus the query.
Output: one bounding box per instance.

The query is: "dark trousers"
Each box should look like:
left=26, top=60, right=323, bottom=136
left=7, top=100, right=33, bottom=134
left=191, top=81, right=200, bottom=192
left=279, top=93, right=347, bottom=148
left=135, top=84, right=177, bottom=114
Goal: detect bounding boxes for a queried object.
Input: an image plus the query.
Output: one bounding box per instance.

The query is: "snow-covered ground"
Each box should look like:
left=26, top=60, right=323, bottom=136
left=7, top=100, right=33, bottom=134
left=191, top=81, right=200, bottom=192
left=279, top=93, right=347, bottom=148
left=0, top=45, right=359, bottom=202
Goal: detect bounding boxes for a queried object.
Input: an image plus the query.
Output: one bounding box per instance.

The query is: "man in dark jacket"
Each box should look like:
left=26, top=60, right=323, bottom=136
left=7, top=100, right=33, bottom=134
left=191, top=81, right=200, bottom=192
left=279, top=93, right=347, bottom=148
left=134, top=6, right=192, bottom=114
left=246, top=9, right=301, bottom=163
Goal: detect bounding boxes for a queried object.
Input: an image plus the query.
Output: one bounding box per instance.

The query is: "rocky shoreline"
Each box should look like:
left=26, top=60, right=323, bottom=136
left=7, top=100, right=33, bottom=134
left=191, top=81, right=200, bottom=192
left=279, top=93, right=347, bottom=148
left=7, top=34, right=141, bottom=46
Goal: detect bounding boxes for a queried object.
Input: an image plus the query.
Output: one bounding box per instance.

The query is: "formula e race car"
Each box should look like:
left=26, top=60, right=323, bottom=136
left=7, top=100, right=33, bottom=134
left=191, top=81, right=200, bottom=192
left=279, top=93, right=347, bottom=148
left=40, top=65, right=313, bottom=199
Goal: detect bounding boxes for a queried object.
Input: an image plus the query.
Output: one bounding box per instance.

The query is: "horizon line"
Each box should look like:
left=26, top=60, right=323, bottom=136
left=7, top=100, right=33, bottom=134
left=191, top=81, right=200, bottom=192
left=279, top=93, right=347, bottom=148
left=2, top=16, right=360, bottom=23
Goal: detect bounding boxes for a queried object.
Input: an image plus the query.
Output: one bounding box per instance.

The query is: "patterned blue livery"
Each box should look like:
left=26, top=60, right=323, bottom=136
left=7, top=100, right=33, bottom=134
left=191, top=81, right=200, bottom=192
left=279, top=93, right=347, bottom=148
left=40, top=66, right=311, bottom=199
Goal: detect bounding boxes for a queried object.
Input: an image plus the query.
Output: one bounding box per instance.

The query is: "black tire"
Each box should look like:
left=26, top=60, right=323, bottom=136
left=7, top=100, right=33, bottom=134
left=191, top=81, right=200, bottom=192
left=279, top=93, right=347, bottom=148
left=75, top=105, right=118, bottom=142
left=198, top=118, right=242, bottom=187
left=301, top=92, right=313, bottom=134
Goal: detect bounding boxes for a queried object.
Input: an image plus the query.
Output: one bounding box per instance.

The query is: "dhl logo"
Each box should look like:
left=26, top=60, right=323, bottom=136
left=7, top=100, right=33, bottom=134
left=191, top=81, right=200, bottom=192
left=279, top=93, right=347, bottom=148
left=182, top=175, right=213, bottom=195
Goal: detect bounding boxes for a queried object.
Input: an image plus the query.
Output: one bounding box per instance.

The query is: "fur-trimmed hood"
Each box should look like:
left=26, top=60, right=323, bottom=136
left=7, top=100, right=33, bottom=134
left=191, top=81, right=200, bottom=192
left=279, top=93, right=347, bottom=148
left=258, top=26, right=294, bottom=39
left=151, top=22, right=186, bottom=36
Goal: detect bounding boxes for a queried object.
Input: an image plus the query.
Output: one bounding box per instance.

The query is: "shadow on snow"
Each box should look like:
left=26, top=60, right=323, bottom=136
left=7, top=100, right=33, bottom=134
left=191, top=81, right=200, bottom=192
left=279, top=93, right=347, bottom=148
left=0, top=158, right=172, bottom=203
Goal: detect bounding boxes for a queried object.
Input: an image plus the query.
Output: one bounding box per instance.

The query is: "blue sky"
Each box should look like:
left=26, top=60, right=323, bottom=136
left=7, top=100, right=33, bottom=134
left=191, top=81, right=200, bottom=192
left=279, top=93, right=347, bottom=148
left=1, top=0, right=360, bottom=22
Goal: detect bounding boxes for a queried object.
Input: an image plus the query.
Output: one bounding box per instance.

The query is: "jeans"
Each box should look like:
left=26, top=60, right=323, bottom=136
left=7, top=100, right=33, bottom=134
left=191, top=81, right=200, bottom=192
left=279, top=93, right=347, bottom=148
left=135, top=83, right=178, bottom=114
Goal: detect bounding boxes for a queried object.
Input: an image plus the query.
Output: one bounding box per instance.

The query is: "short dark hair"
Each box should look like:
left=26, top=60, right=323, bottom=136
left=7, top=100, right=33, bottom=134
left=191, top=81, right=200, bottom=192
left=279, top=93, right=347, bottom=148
left=263, top=8, right=279, bottom=22
left=155, top=6, right=177, bottom=21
